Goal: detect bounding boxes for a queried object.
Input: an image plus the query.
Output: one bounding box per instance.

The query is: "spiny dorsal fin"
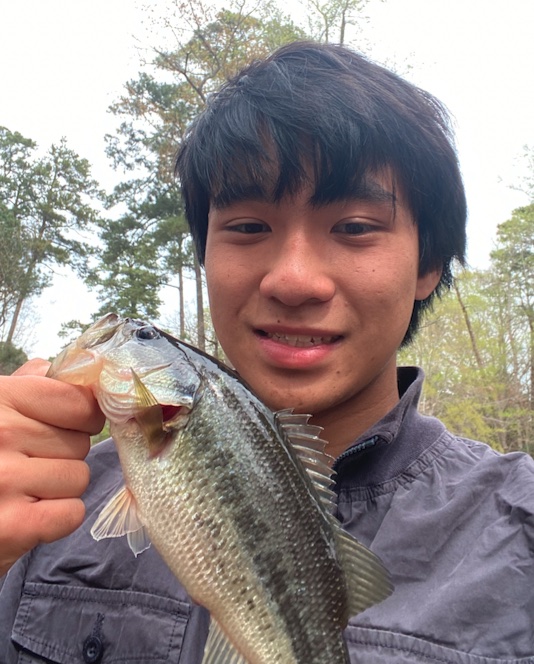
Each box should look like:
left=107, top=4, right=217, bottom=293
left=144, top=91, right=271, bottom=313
left=275, top=409, right=336, bottom=512
left=90, top=485, right=151, bottom=557
left=332, top=521, right=394, bottom=618
left=278, top=408, right=393, bottom=616
left=202, top=617, right=248, bottom=664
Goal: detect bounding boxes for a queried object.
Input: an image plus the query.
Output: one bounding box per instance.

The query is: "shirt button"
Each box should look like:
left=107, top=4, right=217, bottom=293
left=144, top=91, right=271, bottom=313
left=82, top=635, right=104, bottom=663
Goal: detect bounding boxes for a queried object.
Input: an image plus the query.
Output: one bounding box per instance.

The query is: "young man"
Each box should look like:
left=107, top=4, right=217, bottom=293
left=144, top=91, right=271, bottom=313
left=1, top=41, right=533, bottom=663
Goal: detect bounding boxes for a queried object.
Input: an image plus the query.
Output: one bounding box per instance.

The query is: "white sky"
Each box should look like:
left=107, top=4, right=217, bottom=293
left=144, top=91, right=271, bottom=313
left=0, top=0, right=533, bottom=358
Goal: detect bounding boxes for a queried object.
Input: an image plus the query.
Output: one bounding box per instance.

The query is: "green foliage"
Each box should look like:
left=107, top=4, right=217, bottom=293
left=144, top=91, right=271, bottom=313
left=0, top=127, right=103, bottom=345
left=400, top=204, right=534, bottom=453
left=491, top=203, right=534, bottom=321
left=0, top=341, right=28, bottom=375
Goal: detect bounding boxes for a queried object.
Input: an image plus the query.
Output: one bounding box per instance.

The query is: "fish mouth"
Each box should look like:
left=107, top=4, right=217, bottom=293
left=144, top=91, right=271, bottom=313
left=256, top=330, right=343, bottom=348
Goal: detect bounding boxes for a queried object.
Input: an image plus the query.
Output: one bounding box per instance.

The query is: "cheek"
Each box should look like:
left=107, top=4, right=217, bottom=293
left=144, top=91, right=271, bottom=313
left=205, top=258, right=228, bottom=326
left=205, top=244, right=233, bottom=297
left=346, top=257, right=419, bottom=326
left=205, top=254, right=249, bottom=341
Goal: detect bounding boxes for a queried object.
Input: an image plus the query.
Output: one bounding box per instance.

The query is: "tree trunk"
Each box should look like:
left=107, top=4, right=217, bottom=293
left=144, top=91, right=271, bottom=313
left=529, top=315, right=534, bottom=411
left=453, top=281, right=484, bottom=370
left=6, top=294, right=24, bottom=345
left=194, top=255, right=205, bottom=351
left=178, top=264, right=185, bottom=339
left=339, top=7, right=347, bottom=43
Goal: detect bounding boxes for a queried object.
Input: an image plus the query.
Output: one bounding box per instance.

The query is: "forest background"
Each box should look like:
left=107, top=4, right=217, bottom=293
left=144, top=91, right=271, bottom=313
left=0, top=0, right=533, bottom=453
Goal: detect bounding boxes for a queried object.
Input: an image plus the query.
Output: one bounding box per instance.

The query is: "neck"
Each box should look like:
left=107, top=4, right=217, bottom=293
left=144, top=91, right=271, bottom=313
left=311, top=373, right=400, bottom=462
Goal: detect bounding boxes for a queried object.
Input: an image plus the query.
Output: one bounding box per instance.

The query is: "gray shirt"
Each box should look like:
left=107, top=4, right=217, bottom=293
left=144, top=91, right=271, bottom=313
left=2, top=367, right=534, bottom=663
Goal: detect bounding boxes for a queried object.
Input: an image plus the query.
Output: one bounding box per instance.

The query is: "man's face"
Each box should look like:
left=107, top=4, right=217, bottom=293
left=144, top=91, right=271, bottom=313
left=205, top=172, right=440, bottom=452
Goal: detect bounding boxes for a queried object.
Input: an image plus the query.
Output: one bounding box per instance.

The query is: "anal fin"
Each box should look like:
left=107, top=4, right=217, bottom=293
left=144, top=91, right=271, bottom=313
left=202, top=617, right=248, bottom=664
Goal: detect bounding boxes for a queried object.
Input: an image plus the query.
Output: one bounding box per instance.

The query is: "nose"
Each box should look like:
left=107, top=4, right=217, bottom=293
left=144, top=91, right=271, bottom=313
left=259, top=230, right=336, bottom=306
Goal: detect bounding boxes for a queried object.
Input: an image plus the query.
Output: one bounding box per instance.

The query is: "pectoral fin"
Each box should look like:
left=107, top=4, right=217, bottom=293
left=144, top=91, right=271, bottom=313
left=201, top=617, right=247, bottom=664
left=131, top=368, right=168, bottom=458
left=90, top=485, right=151, bottom=557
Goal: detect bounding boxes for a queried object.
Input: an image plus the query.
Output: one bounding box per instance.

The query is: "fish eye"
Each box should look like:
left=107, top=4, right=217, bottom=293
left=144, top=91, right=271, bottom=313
left=136, top=326, right=160, bottom=340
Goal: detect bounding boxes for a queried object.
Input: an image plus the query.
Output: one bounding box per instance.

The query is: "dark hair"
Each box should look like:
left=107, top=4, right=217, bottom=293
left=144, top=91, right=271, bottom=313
left=175, top=41, right=467, bottom=345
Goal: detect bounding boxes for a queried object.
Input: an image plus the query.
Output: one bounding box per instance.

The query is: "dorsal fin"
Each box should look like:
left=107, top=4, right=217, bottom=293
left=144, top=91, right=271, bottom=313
left=276, top=409, right=393, bottom=615
left=275, top=409, right=336, bottom=512
left=333, top=523, right=394, bottom=618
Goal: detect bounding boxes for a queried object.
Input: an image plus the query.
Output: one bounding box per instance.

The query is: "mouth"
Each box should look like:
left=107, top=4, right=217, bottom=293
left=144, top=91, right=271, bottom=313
left=256, top=330, right=342, bottom=348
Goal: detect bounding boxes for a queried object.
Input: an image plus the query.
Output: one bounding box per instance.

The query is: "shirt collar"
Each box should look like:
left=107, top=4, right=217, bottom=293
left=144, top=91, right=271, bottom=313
left=333, top=366, right=445, bottom=486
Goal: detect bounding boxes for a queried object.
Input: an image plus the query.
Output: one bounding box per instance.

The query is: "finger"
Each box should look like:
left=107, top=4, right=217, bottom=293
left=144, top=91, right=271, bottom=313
left=35, top=498, right=88, bottom=543
left=0, top=497, right=86, bottom=577
left=0, top=454, right=91, bottom=499
left=0, top=375, right=105, bottom=434
left=1, top=418, right=95, bottom=460
left=12, top=358, right=51, bottom=377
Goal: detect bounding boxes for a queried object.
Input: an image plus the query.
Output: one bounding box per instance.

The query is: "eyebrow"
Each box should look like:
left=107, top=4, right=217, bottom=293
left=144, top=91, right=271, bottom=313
left=310, top=177, right=397, bottom=208
left=354, top=179, right=397, bottom=205
left=211, top=184, right=271, bottom=210
left=211, top=175, right=397, bottom=211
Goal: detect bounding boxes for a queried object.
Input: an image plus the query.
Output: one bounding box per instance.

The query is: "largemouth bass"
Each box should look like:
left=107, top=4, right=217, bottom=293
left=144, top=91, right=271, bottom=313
left=48, top=313, right=393, bottom=664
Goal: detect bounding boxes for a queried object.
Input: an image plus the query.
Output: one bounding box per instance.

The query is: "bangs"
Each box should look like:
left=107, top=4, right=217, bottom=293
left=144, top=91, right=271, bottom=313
left=189, top=96, right=389, bottom=211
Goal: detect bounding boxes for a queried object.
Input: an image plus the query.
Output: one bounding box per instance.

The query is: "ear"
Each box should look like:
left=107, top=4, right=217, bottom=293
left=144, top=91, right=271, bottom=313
left=415, top=267, right=442, bottom=301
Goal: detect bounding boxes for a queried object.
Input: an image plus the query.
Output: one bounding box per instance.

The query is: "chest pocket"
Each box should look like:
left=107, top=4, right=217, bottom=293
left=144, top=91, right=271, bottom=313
left=345, top=626, right=534, bottom=664
left=11, top=582, right=191, bottom=663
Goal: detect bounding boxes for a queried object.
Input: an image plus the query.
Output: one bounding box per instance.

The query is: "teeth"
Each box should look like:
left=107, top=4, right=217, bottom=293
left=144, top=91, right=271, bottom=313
left=267, top=333, right=336, bottom=347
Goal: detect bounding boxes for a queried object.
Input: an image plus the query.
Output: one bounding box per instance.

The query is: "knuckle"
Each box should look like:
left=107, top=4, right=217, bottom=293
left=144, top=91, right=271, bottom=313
left=0, top=500, right=39, bottom=565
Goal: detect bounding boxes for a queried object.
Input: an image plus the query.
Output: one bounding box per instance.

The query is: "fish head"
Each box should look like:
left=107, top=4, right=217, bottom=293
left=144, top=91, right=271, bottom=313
left=47, top=312, right=123, bottom=385
left=48, top=314, right=203, bottom=454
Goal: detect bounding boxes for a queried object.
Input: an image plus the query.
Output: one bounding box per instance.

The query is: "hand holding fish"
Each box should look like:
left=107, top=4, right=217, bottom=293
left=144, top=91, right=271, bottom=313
left=0, top=359, right=105, bottom=577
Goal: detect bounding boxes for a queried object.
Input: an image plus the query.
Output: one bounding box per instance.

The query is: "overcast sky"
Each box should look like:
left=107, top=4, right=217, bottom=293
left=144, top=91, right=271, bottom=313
left=1, top=0, right=533, bottom=357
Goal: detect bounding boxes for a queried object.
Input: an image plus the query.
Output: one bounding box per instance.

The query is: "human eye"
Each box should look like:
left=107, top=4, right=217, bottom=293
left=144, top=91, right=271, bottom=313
left=226, top=220, right=270, bottom=234
left=331, top=219, right=376, bottom=236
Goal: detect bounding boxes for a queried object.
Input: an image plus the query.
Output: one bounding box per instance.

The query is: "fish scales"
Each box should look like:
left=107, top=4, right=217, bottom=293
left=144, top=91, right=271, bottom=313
left=47, top=313, right=393, bottom=664
left=121, top=361, right=348, bottom=662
